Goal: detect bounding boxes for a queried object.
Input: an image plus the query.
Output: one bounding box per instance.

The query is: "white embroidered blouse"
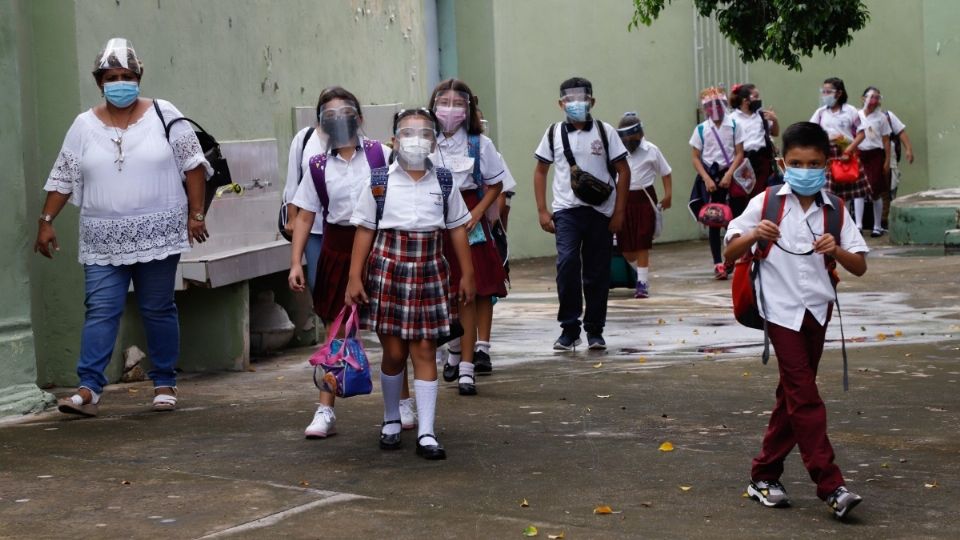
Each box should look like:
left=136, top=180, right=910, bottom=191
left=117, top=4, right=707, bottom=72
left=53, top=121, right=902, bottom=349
left=44, top=99, right=212, bottom=266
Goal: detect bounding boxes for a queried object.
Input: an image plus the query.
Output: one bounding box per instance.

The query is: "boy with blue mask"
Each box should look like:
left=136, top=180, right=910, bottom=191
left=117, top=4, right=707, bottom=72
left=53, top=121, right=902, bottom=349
left=724, top=122, right=868, bottom=520
left=534, top=77, right=631, bottom=351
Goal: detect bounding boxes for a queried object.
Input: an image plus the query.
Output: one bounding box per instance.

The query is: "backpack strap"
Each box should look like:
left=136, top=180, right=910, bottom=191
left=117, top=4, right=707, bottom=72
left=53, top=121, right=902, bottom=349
left=467, top=134, right=484, bottom=198
left=697, top=123, right=705, bottom=147
left=595, top=120, right=616, bottom=178
left=309, top=153, right=330, bottom=224
left=436, top=167, right=454, bottom=222
left=546, top=123, right=557, bottom=160
left=363, top=138, right=387, bottom=170
left=559, top=123, right=578, bottom=168
left=756, top=186, right=785, bottom=258
left=822, top=192, right=844, bottom=286
left=297, top=127, right=315, bottom=185
left=371, top=166, right=390, bottom=226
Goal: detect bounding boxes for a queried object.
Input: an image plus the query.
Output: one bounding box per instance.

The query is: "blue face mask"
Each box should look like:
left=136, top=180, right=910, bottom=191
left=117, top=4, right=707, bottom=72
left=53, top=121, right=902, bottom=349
left=564, top=101, right=589, bottom=122
left=784, top=167, right=827, bottom=196
left=103, top=81, right=140, bottom=108
left=819, top=93, right=836, bottom=108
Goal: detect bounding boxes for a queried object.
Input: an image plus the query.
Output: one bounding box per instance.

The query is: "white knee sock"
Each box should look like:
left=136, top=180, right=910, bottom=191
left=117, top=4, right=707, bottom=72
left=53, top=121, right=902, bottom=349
left=458, top=361, right=475, bottom=385
left=475, top=340, right=491, bottom=355
left=414, top=379, right=439, bottom=446
left=381, top=371, right=403, bottom=435
left=872, top=198, right=884, bottom=231
left=853, top=198, right=865, bottom=230
left=636, top=267, right=649, bottom=284
left=446, top=337, right=462, bottom=366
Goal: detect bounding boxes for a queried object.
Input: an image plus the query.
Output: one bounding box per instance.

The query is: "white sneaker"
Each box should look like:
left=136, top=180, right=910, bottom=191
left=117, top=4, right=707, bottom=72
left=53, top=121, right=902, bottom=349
left=304, top=405, right=337, bottom=439
left=399, top=398, right=417, bottom=430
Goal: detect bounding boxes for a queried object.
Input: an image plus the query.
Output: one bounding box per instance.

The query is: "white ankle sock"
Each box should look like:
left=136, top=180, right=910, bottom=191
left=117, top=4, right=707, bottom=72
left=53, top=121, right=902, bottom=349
left=458, top=362, right=475, bottom=384
left=872, top=198, right=884, bottom=231
left=636, top=267, right=649, bottom=284
left=381, top=371, right=403, bottom=435
left=414, top=379, right=439, bottom=446
left=853, top=198, right=865, bottom=230
left=475, top=341, right=491, bottom=355
left=446, top=338, right=462, bottom=366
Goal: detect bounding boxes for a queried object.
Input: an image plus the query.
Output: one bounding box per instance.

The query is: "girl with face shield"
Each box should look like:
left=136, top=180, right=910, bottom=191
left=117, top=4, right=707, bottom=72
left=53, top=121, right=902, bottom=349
left=853, top=87, right=893, bottom=237
left=345, top=109, right=476, bottom=460
left=729, top=84, right=780, bottom=196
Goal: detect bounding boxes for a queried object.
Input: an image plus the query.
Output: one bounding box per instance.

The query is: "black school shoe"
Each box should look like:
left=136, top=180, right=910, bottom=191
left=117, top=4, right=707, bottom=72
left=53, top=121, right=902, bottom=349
left=458, top=374, right=477, bottom=396
left=379, top=420, right=402, bottom=450
left=474, top=349, right=493, bottom=374
left=416, top=434, right=446, bottom=460
left=442, top=361, right=459, bottom=382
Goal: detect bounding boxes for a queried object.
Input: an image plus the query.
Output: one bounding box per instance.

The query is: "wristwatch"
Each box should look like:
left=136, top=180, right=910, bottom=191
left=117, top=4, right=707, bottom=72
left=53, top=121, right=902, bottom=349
left=191, top=212, right=205, bottom=222
left=39, top=213, right=54, bottom=224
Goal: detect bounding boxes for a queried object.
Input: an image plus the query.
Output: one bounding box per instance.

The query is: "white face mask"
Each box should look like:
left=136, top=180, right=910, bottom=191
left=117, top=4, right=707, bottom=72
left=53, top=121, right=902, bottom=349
left=397, top=136, right=433, bottom=169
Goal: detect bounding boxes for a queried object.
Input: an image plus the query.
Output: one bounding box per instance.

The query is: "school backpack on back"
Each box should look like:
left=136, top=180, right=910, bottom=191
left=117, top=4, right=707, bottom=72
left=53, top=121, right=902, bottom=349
left=278, top=127, right=315, bottom=241
left=370, top=166, right=454, bottom=225
left=309, top=139, right=387, bottom=228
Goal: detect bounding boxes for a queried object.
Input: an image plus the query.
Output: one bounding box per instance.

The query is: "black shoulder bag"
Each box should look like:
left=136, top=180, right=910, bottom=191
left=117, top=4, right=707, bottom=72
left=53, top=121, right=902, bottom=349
left=560, top=121, right=614, bottom=206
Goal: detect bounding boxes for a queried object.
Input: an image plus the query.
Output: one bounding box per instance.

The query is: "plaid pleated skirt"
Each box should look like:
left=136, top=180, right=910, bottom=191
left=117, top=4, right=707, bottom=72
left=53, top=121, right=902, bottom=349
left=361, top=229, right=452, bottom=340
left=827, top=144, right=871, bottom=200
left=312, top=223, right=355, bottom=323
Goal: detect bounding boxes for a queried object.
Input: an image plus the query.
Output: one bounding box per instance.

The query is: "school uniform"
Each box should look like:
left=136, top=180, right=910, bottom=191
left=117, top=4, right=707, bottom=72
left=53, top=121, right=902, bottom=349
left=730, top=109, right=774, bottom=196
left=725, top=184, right=868, bottom=500
left=432, top=128, right=508, bottom=298
left=857, top=109, right=892, bottom=199
left=689, top=116, right=748, bottom=207
left=535, top=118, right=628, bottom=337
left=283, top=127, right=326, bottom=289
left=811, top=105, right=871, bottom=200
left=350, top=161, right=470, bottom=340
left=620, top=139, right=671, bottom=252
left=293, top=138, right=391, bottom=322
left=885, top=110, right=907, bottom=192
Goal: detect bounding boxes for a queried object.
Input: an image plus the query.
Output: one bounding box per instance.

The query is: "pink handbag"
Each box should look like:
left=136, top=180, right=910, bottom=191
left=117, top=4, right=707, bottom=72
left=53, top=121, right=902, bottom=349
left=309, top=305, right=372, bottom=398
left=698, top=202, right=733, bottom=228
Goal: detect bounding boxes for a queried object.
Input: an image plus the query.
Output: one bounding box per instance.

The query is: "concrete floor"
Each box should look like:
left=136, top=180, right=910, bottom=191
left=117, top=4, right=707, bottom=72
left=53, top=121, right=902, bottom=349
left=1, top=239, right=958, bottom=539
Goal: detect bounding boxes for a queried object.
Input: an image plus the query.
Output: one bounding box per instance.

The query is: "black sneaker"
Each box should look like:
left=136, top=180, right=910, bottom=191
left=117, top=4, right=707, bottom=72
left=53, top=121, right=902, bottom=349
left=442, top=362, right=459, bottom=382
left=747, top=480, right=791, bottom=508
left=587, top=333, right=606, bottom=350
left=553, top=332, right=581, bottom=351
left=474, top=350, right=493, bottom=374
left=826, top=486, right=862, bottom=519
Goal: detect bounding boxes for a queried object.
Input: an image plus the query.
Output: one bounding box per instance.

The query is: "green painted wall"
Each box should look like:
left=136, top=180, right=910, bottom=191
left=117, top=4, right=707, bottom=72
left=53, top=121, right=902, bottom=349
left=22, top=0, right=430, bottom=387
left=922, top=0, right=960, bottom=189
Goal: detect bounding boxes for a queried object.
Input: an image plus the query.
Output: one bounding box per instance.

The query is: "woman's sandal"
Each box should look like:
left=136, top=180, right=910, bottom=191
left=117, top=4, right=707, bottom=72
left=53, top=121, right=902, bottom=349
left=57, top=388, right=100, bottom=417
left=152, top=387, right=178, bottom=412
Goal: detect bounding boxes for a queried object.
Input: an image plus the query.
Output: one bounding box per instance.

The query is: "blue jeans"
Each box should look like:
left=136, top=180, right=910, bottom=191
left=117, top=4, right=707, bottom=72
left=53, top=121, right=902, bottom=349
left=553, top=207, right=612, bottom=336
left=305, top=232, right=324, bottom=291
left=78, top=254, right=181, bottom=393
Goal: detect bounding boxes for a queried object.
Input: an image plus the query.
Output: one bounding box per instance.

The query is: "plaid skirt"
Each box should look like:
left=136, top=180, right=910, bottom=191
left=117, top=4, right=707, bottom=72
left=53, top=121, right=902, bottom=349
left=827, top=145, right=871, bottom=200
left=313, top=224, right=355, bottom=323
left=361, top=229, right=452, bottom=340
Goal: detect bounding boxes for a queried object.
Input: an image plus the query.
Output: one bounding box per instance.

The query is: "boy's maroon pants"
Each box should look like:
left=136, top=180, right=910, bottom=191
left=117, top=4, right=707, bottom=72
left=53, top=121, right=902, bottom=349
left=751, top=310, right=845, bottom=500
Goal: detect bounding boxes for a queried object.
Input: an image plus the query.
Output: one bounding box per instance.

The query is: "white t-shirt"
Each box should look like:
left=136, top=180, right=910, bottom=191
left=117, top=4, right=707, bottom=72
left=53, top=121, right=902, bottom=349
left=725, top=184, right=869, bottom=332
left=730, top=109, right=772, bottom=152
left=350, top=161, right=471, bottom=232
left=431, top=128, right=505, bottom=190
left=857, top=109, right=892, bottom=151
left=811, top=104, right=859, bottom=143
left=291, top=139, right=392, bottom=227
left=283, top=126, right=326, bottom=234
left=623, top=139, right=672, bottom=190
left=689, top=117, right=743, bottom=169
left=44, top=99, right=212, bottom=266
left=534, top=120, right=628, bottom=217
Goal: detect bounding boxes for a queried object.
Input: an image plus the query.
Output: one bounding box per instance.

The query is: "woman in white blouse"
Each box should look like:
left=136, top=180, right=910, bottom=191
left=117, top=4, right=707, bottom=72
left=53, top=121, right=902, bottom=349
left=33, top=38, right=211, bottom=417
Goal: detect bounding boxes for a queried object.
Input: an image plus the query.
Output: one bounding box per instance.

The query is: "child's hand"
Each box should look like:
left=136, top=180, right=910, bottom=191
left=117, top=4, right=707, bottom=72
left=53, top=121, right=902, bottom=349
left=288, top=266, right=306, bottom=292
left=704, top=178, right=717, bottom=193
left=538, top=209, right=555, bottom=234
left=753, top=219, right=780, bottom=242
left=660, top=194, right=672, bottom=210
left=883, top=162, right=891, bottom=176
left=608, top=212, right=624, bottom=233
left=345, top=278, right=368, bottom=306
left=459, top=274, right=476, bottom=306
left=813, top=233, right=838, bottom=256
left=719, top=172, right=733, bottom=189
left=467, top=208, right=484, bottom=231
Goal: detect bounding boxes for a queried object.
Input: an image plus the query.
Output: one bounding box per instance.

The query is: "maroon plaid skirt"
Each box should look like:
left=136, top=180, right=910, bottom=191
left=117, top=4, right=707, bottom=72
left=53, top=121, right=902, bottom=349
left=620, top=188, right=657, bottom=252
left=361, top=229, right=452, bottom=340
left=859, top=148, right=888, bottom=199
left=313, top=224, right=355, bottom=323
left=443, top=190, right=508, bottom=298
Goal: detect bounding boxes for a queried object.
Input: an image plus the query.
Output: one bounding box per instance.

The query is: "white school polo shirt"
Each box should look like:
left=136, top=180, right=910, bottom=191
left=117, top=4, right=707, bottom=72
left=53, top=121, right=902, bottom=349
left=689, top=117, right=744, bottom=169
left=292, top=138, right=392, bottom=226
left=885, top=110, right=906, bottom=135
left=811, top=104, right=859, bottom=143
left=623, top=139, right=672, bottom=190
left=725, top=184, right=869, bottom=332
left=431, top=128, right=505, bottom=191
left=857, top=109, right=893, bottom=151
left=534, top=119, right=628, bottom=217
left=350, top=161, right=471, bottom=232
left=730, top=109, right=773, bottom=152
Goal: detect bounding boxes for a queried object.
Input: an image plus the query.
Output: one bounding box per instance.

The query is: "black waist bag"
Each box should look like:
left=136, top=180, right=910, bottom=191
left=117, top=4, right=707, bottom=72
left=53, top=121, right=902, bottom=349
left=558, top=121, right=614, bottom=206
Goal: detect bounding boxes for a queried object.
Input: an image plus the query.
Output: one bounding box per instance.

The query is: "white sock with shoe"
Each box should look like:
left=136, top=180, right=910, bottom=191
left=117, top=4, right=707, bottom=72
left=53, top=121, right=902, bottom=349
left=636, top=267, right=649, bottom=285
left=872, top=198, right=884, bottom=232
left=414, top=379, right=439, bottom=446
left=458, top=361, right=475, bottom=385
left=381, top=371, right=403, bottom=436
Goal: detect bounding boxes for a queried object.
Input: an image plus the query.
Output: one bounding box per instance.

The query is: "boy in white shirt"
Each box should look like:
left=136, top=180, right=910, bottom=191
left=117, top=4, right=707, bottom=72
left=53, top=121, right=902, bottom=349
left=725, top=122, right=868, bottom=520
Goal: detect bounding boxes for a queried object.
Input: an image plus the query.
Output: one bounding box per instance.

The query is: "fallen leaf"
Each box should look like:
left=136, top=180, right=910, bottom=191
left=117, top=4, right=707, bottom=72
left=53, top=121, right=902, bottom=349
left=924, top=481, right=938, bottom=489
left=680, top=486, right=692, bottom=492
left=905, top=353, right=912, bottom=357
left=637, top=356, right=647, bottom=363
left=520, top=499, right=529, bottom=508
left=547, top=533, right=565, bottom=540
left=276, top=376, right=285, bottom=381
left=596, top=394, right=611, bottom=399
left=522, top=525, right=539, bottom=537
left=299, top=480, right=310, bottom=487
left=127, top=388, right=138, bottom=394
left=120, top=480, right=131, bottom=485
left=593, top=362, right=603, bottom=368
left=741, top=492, right=750, bottom=498
left=742, top=372, right=750, bottom=377
left=876, top=333, right=888, bottom=341
left=657, top=318, right=666, bottom=325
left=594, top=505, right=614, bottom=514
left=895, top=330, right=903, bottom=337
left=658, top=442, right=675, bottom=452
left=881, top=463, right=890, bottom=469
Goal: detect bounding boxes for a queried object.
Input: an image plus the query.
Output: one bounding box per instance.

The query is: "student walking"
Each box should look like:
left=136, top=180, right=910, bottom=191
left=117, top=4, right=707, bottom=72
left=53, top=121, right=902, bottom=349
left=854, top=87, right=892, bottom=237
left=729, top=83, right=779, bottom=196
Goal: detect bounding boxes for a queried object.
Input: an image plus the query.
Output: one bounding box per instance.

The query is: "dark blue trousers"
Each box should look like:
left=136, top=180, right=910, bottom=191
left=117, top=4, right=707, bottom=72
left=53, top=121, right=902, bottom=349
left=553, top=206, right=612, bottom=336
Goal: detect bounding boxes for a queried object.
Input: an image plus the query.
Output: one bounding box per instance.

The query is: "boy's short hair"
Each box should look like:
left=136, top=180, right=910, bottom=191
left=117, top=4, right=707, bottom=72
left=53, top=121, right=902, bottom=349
left=560, top=77, right=592, bottom=96
left=781, top=122, right=830, bottom=158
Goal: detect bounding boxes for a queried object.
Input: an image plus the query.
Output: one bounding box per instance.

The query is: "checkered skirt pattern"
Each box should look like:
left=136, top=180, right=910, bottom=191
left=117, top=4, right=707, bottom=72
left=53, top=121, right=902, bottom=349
left=826, top=144, right=872, bottom=200
left=361, top=229, right=452, bottom=340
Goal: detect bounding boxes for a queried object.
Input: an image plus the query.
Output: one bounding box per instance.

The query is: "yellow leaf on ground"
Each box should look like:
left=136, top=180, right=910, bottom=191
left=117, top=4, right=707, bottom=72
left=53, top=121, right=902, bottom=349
left=638, top=356, right=647, bottom=363
left=299, top=480, right=309, bottom=487
left=658, top=442, right=675, bottom=452
left=741, top=492, right=750, bottom=498
left=522, top=525, right=539, bottom=537
left=924, top=481, right=939, bottom=488
left=680, top=486, right=692, bottom=492
left=594, top=505, right=614, bottom=514
left=895, top=330, right=904, bottom=337
left=657, top=318, right=666, bottom=325
left=742, top=372, right=750, bottom=377
left=548, top=533, right=565, bottom=540
left=876, top=333, right=887, bottom=341
left=593, top=362, right=603, bottom=368
left=520, top=499, right=529, bottom=508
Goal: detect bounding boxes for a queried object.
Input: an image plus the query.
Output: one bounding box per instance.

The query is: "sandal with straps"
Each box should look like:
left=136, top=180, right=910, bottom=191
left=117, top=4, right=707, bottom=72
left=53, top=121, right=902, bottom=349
left=415, top=433, right=446, bottom=460
left=379, top=419, right=402, bottom=450
left=57, top=388, right=100, bottom=417
left=458, top=374, right=477, bottom=396
left=152, top=387, right=178, bottom=412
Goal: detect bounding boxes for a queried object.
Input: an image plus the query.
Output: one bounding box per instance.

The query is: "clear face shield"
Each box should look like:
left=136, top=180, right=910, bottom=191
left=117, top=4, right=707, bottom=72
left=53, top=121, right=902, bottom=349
left=561, top=87, right=592, bottom=122
left=93, top=38, right=143, bottom=77
left=433, top=90, right=470, bottom=133
left=318, top=102, right=361, bottom=148
left=702, top=97, right=726, bottom=122
left=863, top=90, right=882, bottom=110
left=617, top=113, right=644, bottom=152
left=394, top=111, right=437, bottom=170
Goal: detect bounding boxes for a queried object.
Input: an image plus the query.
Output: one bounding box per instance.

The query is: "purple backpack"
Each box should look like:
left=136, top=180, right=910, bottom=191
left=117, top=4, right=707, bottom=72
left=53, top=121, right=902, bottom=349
left=309, top=139, right=387, bottom=227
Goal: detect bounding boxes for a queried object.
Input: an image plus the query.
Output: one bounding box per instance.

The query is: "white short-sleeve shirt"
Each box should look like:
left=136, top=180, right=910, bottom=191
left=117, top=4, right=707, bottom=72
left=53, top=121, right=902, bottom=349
left=724, top=184, right=869, bottom=332
left=857, top=109, right=893, bottom=151
left=291, top=138, right=392, bottom=226
left=283, top=126, right=326, bottom=234
left=885, top=110, right=906, bottom=135
left=350, top=161, right=471, bottom=232
left=534, top=119, right=628, bottom=217
left=623, top=139, right=672, bottom=190
left=730, top=109, right=773, bottom=152
left=431, top=128, right=505, bottom=191
left=689, top=117, right=743, bottom=169
left=811, top=104, right=859, bottom=143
